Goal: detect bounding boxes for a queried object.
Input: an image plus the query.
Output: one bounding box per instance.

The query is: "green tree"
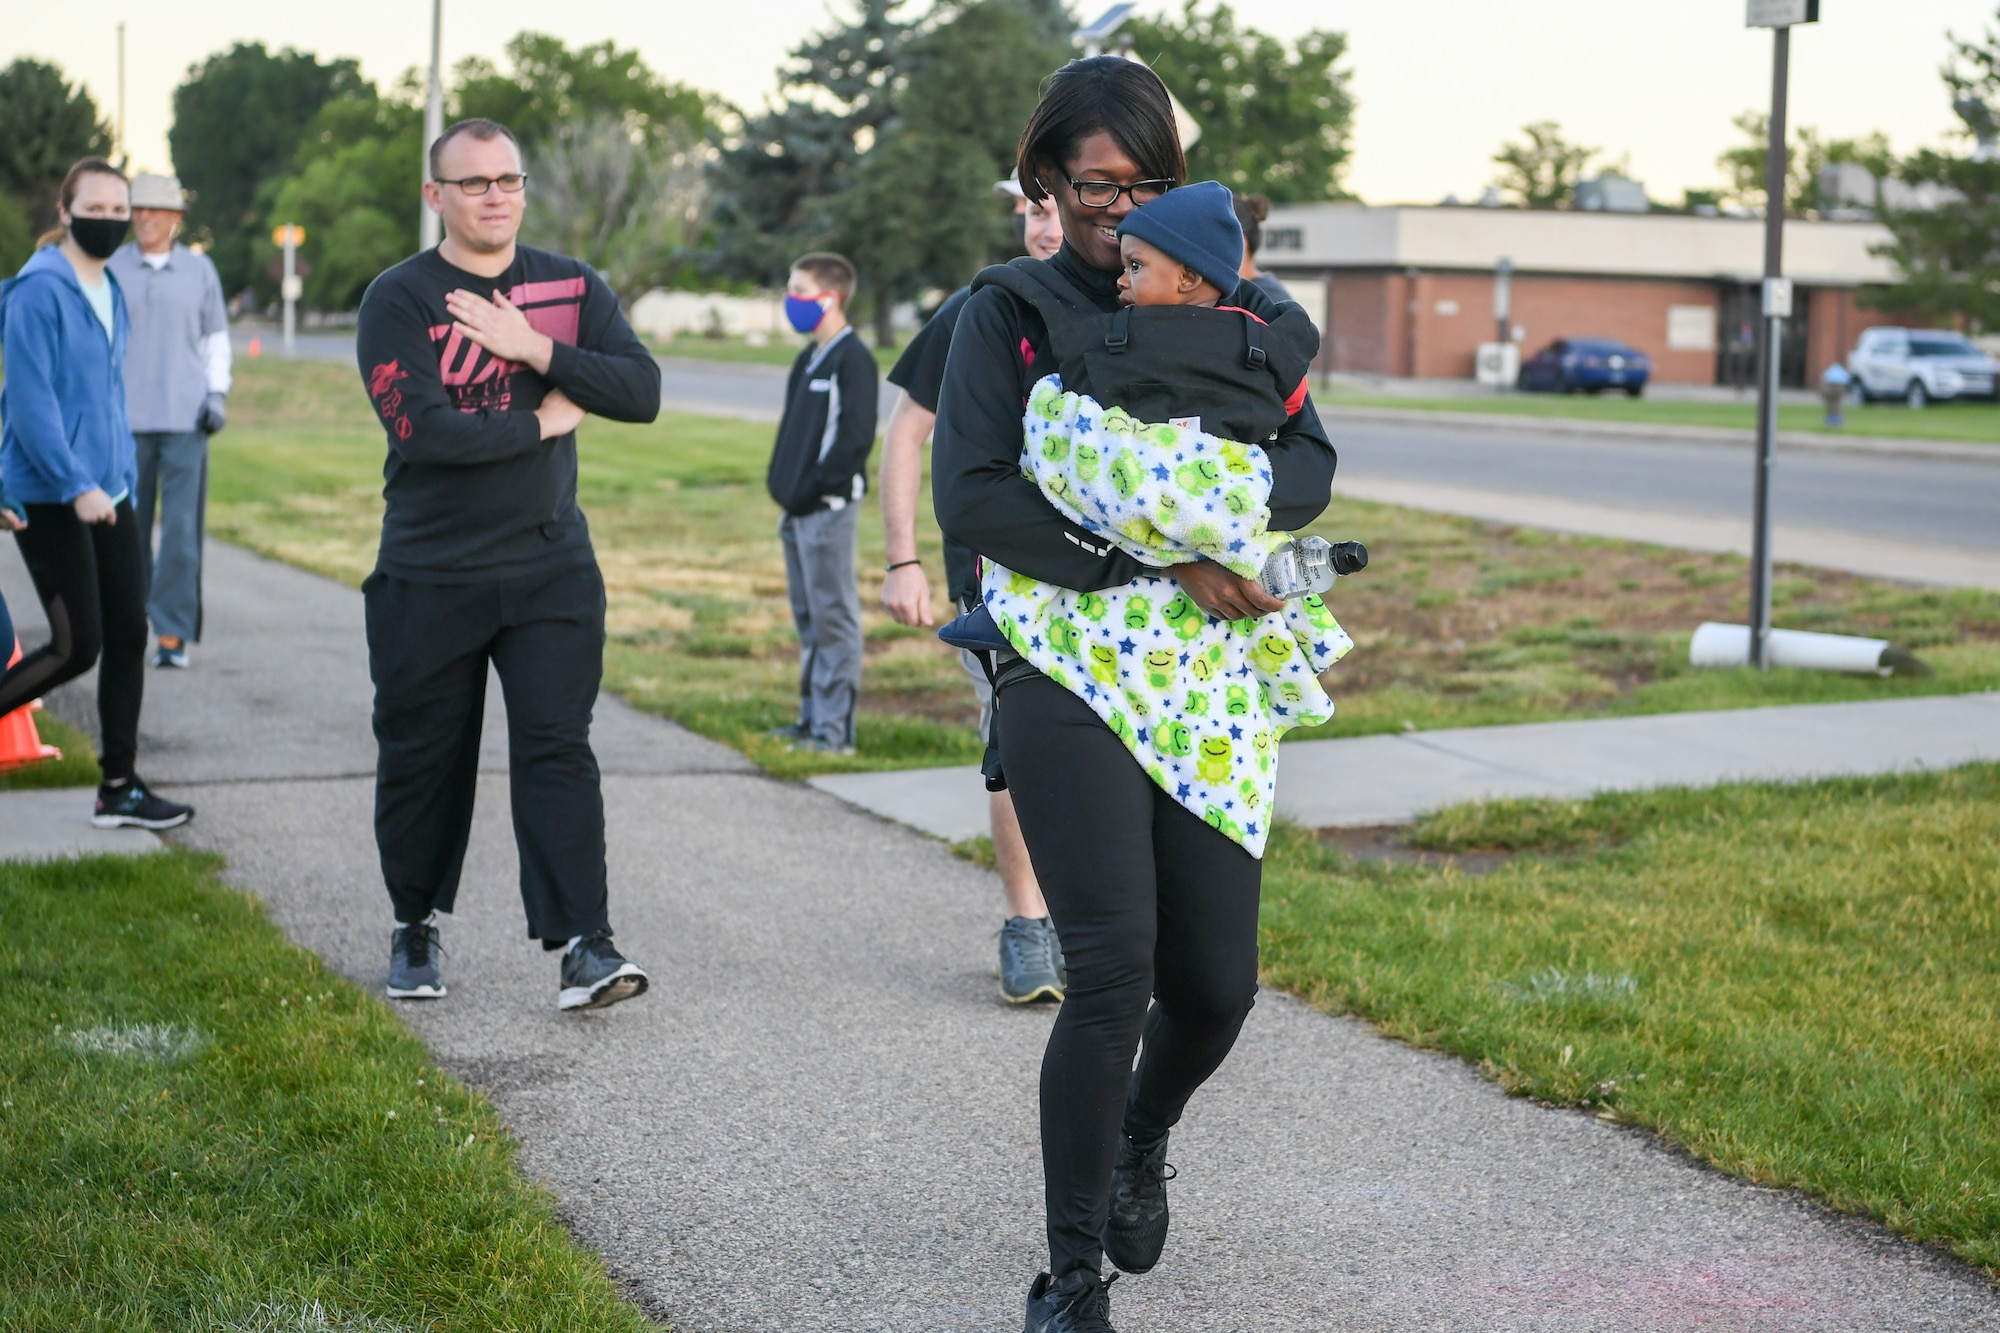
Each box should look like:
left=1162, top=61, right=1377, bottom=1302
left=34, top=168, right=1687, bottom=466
left=1717, top=111, right=1890, bottom=216
left=828, top=0, right=1072, bottom=337
left=1121, top=1, right=1353, bottom=202
left=171, top=43, right=368, bottom=294
left=0, top=193, right=33, bottom=277
left=703, top=0, right=917, bottom=300
left=1871, top=11, right=2000, bottom=331
left=264, top=90, right=424, bottom=310
left=0, top=58, right=111, bottom=233
left=521, top=115, right=708, bottom=303
left=1491, top=121, right=1597, bottom=209
left=454, top=32, right=718, bottom=150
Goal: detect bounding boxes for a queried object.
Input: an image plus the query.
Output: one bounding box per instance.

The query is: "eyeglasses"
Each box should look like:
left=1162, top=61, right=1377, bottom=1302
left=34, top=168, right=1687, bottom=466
left=1068, top=178, right=1176, bottom=209
left=433, top=173, right=528, bottom=197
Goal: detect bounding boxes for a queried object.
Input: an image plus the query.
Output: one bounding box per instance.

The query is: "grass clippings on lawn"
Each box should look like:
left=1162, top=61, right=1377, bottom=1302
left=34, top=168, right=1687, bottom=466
left=1260, top=762, right=2000, bottom=1273
left=210, top=359, right=2000, bottom=778
left=0, top=851, right=657, bottom=1332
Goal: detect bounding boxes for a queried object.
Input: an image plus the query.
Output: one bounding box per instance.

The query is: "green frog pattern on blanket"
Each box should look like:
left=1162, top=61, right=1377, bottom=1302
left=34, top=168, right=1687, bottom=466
left=983, top=374, right=1355, bottom=857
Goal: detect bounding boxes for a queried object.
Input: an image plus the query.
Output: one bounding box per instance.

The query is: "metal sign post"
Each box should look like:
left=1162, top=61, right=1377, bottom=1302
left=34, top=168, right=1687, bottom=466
left=273, top=224, right=305, bottom=358
left=1744, top=0, right=1817, bottom=669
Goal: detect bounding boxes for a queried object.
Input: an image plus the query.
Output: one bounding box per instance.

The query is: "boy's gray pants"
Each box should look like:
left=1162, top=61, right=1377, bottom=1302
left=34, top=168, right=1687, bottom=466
left=779, top=503, right=863, bottom=748
left=134, top=429, right=207, bottom=643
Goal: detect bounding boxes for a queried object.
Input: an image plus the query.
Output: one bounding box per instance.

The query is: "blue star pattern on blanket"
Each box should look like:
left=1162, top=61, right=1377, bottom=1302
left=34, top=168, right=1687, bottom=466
left=985, top=376, right=1356, bottom=858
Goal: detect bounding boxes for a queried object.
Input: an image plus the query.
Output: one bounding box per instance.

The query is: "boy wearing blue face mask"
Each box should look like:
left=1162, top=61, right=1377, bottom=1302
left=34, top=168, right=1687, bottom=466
left=766, top=252, right=878, bottom=755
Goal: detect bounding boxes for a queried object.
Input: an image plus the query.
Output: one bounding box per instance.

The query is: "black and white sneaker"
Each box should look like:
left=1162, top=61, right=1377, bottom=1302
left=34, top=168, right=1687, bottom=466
left=91, top=776, right=194, bottom=830
left=558, top=931, right=648, bottom=1011
left=1024, top=1270, right=1118, bottom=1333
left=1102, top=1130, right=1175, bottom=1274
left=387, top=918, right=446, bottom=999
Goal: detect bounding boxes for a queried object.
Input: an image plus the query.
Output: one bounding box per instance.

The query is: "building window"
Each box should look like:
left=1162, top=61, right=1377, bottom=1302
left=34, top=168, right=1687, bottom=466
left=1264, top=227, right=1303, bottom=251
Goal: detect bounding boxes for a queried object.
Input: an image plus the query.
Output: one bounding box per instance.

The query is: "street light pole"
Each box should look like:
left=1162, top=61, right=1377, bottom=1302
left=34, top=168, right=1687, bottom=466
left=420, top=0, right=445, bottom=252
left=1748, top=25, right=1789, bottom=670
left=1743, top=0, right=1816, bottom=668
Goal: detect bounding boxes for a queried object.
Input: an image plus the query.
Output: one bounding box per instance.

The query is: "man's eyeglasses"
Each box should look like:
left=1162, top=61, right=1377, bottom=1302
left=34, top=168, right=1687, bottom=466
left=434, top=173, right=528, bottom=197
left=1069, top=178, right=1176, bottom=209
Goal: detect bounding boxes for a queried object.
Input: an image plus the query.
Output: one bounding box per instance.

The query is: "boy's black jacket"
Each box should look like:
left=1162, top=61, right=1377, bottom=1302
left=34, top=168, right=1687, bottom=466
left=356, top=245, right=660, bottom=583
left=932, top=244, right=1337, bottom=594
left=768, top=329, right=880, bottom=515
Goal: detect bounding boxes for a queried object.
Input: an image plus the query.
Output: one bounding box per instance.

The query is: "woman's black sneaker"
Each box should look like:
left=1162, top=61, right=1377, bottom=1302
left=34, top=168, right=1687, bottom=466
left=558, top=932, right=649, bottom=1011
left=91, top=776, right=194, bottom=830
left=1023, top=1270, right=1118, bottom=1333
left=1102, top=1131, right=1175, bottom=1274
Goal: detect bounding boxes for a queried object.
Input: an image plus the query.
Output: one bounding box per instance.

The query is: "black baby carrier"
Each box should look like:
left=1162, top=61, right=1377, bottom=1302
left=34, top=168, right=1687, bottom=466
left=968, top=257, right=1320, bottom=444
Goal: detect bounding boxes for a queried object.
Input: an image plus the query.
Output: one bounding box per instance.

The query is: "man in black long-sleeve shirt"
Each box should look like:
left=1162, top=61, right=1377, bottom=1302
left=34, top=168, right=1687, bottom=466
left=355, top=117, right=659, bottom=1010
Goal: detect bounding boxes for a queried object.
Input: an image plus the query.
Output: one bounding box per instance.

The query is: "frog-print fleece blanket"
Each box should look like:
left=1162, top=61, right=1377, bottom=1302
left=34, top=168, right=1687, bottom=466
left=983, top=374, right=1354, bottom=857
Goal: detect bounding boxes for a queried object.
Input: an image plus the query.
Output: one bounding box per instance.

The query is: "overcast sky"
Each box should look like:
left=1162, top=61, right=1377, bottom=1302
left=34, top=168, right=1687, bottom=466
left=8, top=1, right=1995, bottom=205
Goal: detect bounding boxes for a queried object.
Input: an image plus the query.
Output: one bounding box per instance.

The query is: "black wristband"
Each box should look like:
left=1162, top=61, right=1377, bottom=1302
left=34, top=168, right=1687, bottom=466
left=885, top=559, right=922, bottom=572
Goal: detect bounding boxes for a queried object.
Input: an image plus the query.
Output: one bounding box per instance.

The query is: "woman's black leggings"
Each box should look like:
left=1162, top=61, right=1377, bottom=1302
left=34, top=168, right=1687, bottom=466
left=0, top=500, right=146, bottom=781
left=997, top=671, right=1263, bottom=1281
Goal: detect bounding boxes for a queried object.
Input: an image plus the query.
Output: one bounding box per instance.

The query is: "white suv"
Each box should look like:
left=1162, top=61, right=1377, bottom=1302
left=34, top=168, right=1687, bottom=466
left=1848, top=327, right=1999, bottom=407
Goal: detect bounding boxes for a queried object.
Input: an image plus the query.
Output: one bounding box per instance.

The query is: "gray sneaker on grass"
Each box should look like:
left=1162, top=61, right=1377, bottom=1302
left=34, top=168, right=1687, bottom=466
left=999, top=915, right=1065, bottom=1004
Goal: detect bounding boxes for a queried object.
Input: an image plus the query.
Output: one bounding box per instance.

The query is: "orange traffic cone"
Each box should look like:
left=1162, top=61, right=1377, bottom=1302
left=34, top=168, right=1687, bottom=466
left=0, top=638, right=60, bottom=771
left=248, top=335, right=262, bottom=359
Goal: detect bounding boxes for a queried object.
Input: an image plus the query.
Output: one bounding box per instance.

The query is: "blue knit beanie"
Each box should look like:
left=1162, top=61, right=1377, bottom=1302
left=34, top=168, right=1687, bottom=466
left=1116, top=181, right=1244, bottom=296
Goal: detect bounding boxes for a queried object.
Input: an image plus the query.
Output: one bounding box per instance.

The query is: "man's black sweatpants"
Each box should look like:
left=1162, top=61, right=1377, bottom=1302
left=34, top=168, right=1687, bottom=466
left=364, top=561, right=609, bottom=944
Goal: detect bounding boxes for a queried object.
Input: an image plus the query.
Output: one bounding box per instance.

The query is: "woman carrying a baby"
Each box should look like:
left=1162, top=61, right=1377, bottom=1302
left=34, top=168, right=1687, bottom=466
left=933, top=55, right=1350, bottom=1333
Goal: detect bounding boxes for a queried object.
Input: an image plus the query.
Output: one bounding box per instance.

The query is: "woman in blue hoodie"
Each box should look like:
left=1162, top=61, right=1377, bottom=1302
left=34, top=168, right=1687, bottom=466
left=0, top=158, right=192, bottom=829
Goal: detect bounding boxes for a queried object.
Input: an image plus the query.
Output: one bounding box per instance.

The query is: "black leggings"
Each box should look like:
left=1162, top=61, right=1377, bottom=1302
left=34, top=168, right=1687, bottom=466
left=997, top=671, right=1262, bottom=1281
left=0, top=500, right=147, bottom=781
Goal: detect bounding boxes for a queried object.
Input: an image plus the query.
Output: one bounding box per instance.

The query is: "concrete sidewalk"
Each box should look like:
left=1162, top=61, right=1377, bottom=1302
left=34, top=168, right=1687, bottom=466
left=812, top=692, right=2000, bottom=841
left=17, top=538, right=1999, bottom=1330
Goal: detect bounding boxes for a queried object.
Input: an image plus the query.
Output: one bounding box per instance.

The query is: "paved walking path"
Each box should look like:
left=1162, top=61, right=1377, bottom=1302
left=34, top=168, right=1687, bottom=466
left=813, top=693, right=2000, bottom=841
left=8, top=539, right=1999, bottom=1330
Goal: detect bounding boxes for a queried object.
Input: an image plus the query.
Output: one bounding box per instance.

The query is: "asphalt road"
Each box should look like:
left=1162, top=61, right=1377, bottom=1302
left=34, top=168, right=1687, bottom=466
left=16, top=538, right=1998, bottom=1331
left=237, top=331, right=1992, bottom=555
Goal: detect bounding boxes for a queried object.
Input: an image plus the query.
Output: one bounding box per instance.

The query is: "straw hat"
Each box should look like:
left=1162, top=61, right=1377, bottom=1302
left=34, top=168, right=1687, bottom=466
left=129, top=173, right=187, bottom=211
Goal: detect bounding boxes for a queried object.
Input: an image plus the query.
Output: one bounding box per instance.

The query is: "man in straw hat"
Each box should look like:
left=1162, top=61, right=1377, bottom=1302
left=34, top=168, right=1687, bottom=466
left=107, top=172, right=230, bottom=670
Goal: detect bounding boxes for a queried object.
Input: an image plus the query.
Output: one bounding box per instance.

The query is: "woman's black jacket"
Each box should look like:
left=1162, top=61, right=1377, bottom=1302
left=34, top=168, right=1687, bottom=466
left=932, top=243, right=1337, bottom=594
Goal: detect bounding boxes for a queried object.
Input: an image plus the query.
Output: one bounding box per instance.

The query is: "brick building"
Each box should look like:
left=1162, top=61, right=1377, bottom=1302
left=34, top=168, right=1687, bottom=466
left=1258, top=204, right=1900, bottom=387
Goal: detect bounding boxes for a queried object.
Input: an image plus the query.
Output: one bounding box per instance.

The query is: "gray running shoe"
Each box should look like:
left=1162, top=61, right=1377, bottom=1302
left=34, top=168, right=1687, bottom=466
left=999, top=915, right=1064, bottom=1004
left=387, top=918, right=445, bottom=999
left=559, top=931, right=648, bottom=1011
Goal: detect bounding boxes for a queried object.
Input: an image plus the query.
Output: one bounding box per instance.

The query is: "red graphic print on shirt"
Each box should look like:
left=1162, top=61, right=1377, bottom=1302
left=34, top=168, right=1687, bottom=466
left=424, top=276, right=588, bottom=413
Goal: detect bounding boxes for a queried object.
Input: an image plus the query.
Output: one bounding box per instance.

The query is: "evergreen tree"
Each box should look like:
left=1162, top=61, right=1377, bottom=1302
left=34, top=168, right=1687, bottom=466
left=1872, top=12, right=2000, bottom=331
left=0, top=58, right=112, bottom=235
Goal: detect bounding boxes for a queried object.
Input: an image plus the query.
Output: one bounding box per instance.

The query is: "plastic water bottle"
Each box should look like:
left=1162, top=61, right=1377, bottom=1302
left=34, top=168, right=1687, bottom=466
left=1258, top=536, right=1368, bottom=600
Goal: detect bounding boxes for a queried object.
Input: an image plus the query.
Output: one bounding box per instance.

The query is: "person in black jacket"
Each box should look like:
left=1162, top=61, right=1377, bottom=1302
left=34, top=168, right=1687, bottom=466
left=767, top=253, right=878, bottom=755
left=931, top=59, right=1337, bottom=1333
left=355, top=118, right=659, bottom=1011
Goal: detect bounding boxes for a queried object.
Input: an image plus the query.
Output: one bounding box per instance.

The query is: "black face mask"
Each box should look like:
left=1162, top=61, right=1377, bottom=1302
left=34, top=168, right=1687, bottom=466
left=68, top=216, right=130, bottom=261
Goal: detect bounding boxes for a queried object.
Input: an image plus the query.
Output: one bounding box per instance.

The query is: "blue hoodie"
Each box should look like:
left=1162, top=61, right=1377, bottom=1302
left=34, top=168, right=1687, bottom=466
left=0, top=245, right=136, bottom=505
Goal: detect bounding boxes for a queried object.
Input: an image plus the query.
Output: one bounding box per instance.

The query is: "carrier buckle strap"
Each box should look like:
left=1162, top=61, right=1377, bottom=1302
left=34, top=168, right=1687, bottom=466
left=1107, top=306, right=1131, bottom=353
left=1244, top=317, right=1268, bottom=370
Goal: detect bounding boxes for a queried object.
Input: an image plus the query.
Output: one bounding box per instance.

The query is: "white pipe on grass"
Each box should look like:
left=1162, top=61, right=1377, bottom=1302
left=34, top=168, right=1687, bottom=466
left=1689, top=622, right=1929, bottom=676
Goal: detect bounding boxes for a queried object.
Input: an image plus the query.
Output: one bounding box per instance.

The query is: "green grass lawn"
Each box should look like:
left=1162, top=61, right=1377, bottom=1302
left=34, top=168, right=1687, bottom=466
left=0, top=851, right=656, bottom=1331
left=1261, top=762, right=2000, bottom=1273
left=1318, top=383, right=2000, bottom=445
left=209, top=359, right=2000, bottom=779
left=651, top=332, right=905, bottom=371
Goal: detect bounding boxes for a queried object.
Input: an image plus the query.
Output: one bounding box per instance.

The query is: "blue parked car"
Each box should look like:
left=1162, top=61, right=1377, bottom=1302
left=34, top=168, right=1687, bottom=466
left=1516, top=338, right=1651, bottom=396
